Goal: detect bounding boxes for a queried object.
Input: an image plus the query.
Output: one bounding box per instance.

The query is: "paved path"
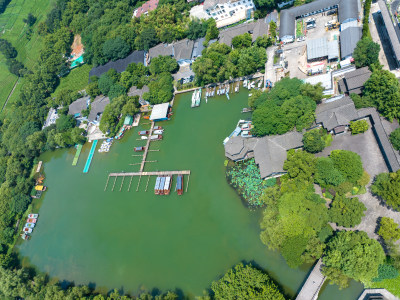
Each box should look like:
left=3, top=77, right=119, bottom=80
left=264, top=46, right=277, bottom=88
left=1, top=77, right=19, bottom=113
left=296, top=259, right=326, bottom=300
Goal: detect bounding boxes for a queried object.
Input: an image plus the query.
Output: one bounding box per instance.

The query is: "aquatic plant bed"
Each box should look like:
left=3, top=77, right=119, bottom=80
left=226, top=158, right=265, bottom=207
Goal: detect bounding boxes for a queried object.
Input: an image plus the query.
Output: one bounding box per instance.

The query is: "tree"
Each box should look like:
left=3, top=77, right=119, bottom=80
left=102, top=37, right=130, bottom=61
left=330, top=150, right=363, bottom=184
left=0, top=39, right=17, bottom=59
left=302, top=128, right=326, bottom=153
left=149, top=55, right=178, bottom=75
left=329, top=195, right=366, bottom=227
left=363, top=69, right=400, bottom=121
left=350, top=93, right=373, bottom=109
left=322, top=231, right=385, bottom=287
left=314, top=157, right=346, bottom=187
left=378, top=217, right=400, bottom=242
left=350, top=120, right=369, bottom=134
left=353, top=37, right=380, bottom=68
left=232, top=33, right=252, bottom=49
left=205, top=18, right=219, bottom=42
left=300, top=83, right=324, bottom=103
left=255, top=35, right=272, bottom=48
left=186, top=19, right=207, bottom=40
left=135, top=26, right=159, bottom=51
left=98, top=74, right=114, bottom=95
left=23, top=13, right=37, bottom=26
left=371, top=170, right=400, bottom=210
left=283, top=150, right=316, bottom=183
left=108, top=84, right=126, bottom=100
left=211, top=263, right=286, bottom=300
left=389, top=128, right=400, bottom=150
left=143, top=73, right=174, bottom=104
left=56, top=115, right=76, bottom=132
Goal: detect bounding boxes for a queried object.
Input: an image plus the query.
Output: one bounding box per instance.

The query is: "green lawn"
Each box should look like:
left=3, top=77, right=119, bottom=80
left=52, top=64, right=92, bottom=97
left=367, top=275, right=400, bottom=297
left=0, top=0, right=57, bottom=105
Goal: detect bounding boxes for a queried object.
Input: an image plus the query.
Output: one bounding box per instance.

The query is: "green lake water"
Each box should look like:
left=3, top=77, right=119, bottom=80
left=19, top=90, right=363, bottom=299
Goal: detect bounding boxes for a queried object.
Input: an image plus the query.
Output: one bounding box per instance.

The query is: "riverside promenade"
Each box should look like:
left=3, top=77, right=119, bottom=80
left=296, top=259, right=326, bottom=300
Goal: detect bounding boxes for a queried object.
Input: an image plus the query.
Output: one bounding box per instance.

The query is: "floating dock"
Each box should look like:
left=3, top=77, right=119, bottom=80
left=83, top=140, right=98, bottom=173
left=72, top=144, right=83, bottom=166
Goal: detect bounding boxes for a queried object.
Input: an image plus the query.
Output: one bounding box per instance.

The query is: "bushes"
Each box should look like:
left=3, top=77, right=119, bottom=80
left=390, top=128, right=400, bottom=151
left=314, top=157, right=345, bottom=187
left=330, top=150, right=363, bottom=184
left=350, top=120, right=369, bottom=134
left=373, top=264, right=399, bottom=282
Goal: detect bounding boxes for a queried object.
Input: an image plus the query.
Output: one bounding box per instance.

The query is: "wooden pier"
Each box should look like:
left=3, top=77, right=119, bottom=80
left=140, top=122, right=155, bottom=172
left=295, top=258, right=326, bottom=300
left=105, top=170, right=191, bottom=192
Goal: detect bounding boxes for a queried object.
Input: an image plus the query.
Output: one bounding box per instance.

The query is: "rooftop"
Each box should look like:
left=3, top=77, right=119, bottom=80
left=127, top=86, right=149, bottom=100
left=150, top=103, right=170, bottom=120
left=337, top=67, right=371, bottom=94
left=89, top=51, right=145, bottom=79
left=68, top=96, right=90, bottom=116
left=340, top=26, right=362, bottom=59
left=133, top=0, right=159, bottom=18
left=378, top=0, right=400, bottom=63
left=88, top=95, right=110, bottom=123
left=173, top=39, right=195, bottom=61
left=148, top=44, right=173, bottom=59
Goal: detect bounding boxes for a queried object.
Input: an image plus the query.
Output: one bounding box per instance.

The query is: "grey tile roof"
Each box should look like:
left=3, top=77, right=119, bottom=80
left=340, top=26, right=362, bottom=58
left=68, top=96, right=90, bottom=116
left=88, top=95, right=110, bottom=122
left=358, top=108, right=400, bottom=172
left=328, top=40, right=339, bottom=60
left=279, top=0, right=359, bottom=39
left=127, top=86, right=149, bottom=100
left=89, top=51, right=145, bottom=79
left=252, top=18, right=268, bottom=42
left=378, top=0, right=400, bottom=63
left=307, top=37, right=328, bottom=60
left=224, top=132, right=303, bottom=178
left=219, top=22, right=255, bottom=47
left=316, top=96, right=359, bottom=131
left=148, top=43, right=173, bottom=59
left=337, top=67, right=371, bottom=94
left=192, top=37, right=206, bottom=59
left=173, top=39, right=194, bottom=61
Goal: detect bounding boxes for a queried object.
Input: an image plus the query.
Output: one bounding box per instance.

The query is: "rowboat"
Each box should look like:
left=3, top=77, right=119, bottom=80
left=28, top=214, right=38, bottom=219
left=23, top=227, right=33, bottom=233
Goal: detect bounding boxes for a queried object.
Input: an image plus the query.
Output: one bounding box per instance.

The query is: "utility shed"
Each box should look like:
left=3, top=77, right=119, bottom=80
left=340, top=26, right=362, bottom=59
left=328, top=40, right=339, bottom=61
left=150, top=103, right=169, bottom=121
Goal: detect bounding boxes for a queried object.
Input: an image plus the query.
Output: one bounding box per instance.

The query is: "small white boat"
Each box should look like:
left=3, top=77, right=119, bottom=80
left=141, top=136, right=148, bottom=140
left=153, top=130, right=164, bottom=135
left=23, top=227, right=33, bottom=233
left=243, top=79, right=248, bottom=87
left=28, top=214, right=38, bottom=219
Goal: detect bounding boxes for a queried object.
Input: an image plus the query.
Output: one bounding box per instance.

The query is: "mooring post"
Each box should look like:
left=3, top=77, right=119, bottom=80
left=145, top=175, right=150, bottom=192
left=136, top=174, right=142, bottom=192
left=185, top=173, right=190, bottom=193
left=119, top=175, right=125, bottom=192
left=128, top=175, right=133, bottom=192
left=104, top=175, right=110, bottom=191
left=111, top=176, right=117, bottom=191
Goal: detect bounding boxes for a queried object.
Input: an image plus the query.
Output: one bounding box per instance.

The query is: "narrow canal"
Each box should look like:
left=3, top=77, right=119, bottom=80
left=19, top=90, right=363, bottom=299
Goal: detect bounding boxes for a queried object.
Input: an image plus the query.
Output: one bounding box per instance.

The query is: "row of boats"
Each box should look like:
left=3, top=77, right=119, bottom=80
left=154, top=175, right=184, bottom=195
left=243, top=79, right=263, bottom=90
left=98, top=138, right=114, bottom=153
left=21, top=214, right=39, bottom=240
left=223, top=120, right=253, bottom=145
left=191, top=88, right=202, bottom=108
left=138, top=126, right=164, bottom=141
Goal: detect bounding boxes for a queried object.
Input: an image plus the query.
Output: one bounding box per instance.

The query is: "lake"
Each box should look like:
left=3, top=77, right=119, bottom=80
left=19, top=89, right=362, bottom=299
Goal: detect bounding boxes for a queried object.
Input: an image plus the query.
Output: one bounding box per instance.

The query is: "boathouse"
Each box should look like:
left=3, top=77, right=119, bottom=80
left=150, top=103, right=169, bottom=121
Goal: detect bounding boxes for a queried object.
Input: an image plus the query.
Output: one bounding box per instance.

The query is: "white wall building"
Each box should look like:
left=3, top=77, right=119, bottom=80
left=190, top=0, right=255, bottom=28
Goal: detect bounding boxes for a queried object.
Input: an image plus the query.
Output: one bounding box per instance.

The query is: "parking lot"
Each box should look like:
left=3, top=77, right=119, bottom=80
left=280, top=11, right=340, bottom=80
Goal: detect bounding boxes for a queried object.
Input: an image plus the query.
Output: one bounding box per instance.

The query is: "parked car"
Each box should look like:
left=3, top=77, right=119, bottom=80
left=297, top=36, right=306, bottom=42
left=306, top=23, right=316, bottom=30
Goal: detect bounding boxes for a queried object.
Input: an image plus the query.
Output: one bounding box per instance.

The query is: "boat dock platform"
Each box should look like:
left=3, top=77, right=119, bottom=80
left=83, top=140, right=98, bottom=173
left=105, top=170, right=191, bottom=192
left=295, top=258, right=326, bottom=300
left=72, top=144, right=83, bottom=166
left=140, top=122, right=154, bottom=172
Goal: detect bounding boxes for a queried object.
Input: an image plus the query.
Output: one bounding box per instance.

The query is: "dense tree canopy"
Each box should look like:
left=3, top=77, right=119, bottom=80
left=350, top=120, right=369, bottom=135
left=251, top=78, right=317, bottom=136
left=363, top=69, right=400, bottom=121
left=389, top=128, right=400, bottom=151
left=353, top=37, right=380, bottom=68
left=378, top=217, right=400, bottom=242
left=211, top=263, right=286, bottom=300
left=371, top=170, right=400, bottom=211
left=330, top=150, right=363, bottom=184
left=329, top=195, right=366, bottom=227
left=302, top=128, right=326, bottom=153
left=102, top=37, right=130, bottom=61
left=322, top=231, right=385, bottom=287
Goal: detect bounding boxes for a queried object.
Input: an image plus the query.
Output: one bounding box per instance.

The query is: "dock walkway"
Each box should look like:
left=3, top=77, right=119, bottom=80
left=83, top=140, right=98, bottom=173
left=109, top=171, right=191, bottom=177
left=296, top=258, right=326, bottom=300
left=140, top=122, right=154, bottom=172
left=72, top=144, right=83, bottom=166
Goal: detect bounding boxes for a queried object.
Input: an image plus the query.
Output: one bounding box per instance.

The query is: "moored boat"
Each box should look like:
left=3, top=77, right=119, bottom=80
left=27, top=218, right=37, bottom=223
left=159, top=177, right=166, bottom=195
left=134, top=146, right=145, bottom=152
left=176, top=175, right=183, bottom=195
left=153, top=126, right=163, bottom=130
left=154, top=177, right=161, bottom=195
left=150, top=135, right=162, bottom=140
left=164, top=176, right=172, bottom=195
left=138, top=130, right=149, bottom=136
left=21, top=233, right=30, bottom=240
left=23, top=227, right=33, bottom=233
left=28, top=214, right=38, bottom=219
left=153, top=129, right=164, bottom=135
left=25, top=223, right=35, bottom=228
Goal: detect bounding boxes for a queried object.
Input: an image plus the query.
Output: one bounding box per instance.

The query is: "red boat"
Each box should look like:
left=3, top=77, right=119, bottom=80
left=176, top=175, right=183, bottom=195
left=138, top=130, right=149, bottom=136
left=27, top=218, right=37, bottom=223
left=134, top=146, right=145, bottom=152
left=153, top=126, right=163, bottom=130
